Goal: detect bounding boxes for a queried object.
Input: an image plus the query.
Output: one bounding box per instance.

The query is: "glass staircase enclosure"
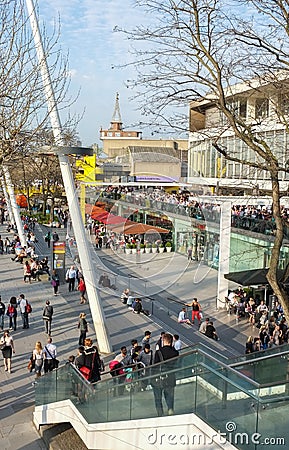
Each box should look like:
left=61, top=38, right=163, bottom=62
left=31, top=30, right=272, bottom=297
left=35, top=345, right=289, bottom=450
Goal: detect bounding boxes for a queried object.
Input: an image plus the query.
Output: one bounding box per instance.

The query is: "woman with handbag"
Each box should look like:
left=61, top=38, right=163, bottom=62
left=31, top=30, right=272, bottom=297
left=0, top=330, right=15, bottom=373
left=33, top=341, right=45, bottom=378
left=84, top=338, right=102, bottom=383
left=78, top=277, right=87, bottom=304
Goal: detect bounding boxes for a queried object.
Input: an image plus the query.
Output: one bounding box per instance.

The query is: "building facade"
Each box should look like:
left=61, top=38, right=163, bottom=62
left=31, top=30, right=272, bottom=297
left=100, top=93, right=188, bottom=181
left=188, top=77, right=289, bottom=193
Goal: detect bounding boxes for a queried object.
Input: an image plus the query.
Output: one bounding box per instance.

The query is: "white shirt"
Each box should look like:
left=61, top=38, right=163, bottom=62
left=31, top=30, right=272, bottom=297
left=178, top=311, right=187, bottom=321
left=173, top=339, right=182, bottom=351
left=19, top=298, right=28, bottom=314
left=43, top=343, right=57, bottom=359
left=66, top=268, right=77, bottom=279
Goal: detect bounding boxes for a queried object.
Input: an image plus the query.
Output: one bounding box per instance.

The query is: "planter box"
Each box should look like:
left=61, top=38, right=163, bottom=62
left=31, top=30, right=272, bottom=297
left=125, top=248, right=132, bottom=254
left=131, top=249, right=137, bottom=254
left=166, top=247, right=172, bottom=252
left=159, top=247, right=164, bottom=253
left=145, top=248, right=151, bottom=253
left=152, top=247, right=157, bottom=253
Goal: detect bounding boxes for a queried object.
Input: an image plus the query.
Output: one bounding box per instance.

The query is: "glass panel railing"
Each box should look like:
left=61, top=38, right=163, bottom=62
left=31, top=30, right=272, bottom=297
left=229, top=342, right=289, bottom=365
left=34, top=345, right=289, bottom=449
left=230, top=352, right=289, bottom=385
left=195, top=368, right=259, bottom=450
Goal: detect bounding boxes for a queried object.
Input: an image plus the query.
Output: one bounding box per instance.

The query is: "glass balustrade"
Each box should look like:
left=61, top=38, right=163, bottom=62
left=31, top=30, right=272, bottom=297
left=34, top=346, right=289, bottom=450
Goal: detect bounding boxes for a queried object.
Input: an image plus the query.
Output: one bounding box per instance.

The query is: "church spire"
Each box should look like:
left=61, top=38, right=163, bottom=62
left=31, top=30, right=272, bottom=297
left=110, top=93, right=123, bottom=131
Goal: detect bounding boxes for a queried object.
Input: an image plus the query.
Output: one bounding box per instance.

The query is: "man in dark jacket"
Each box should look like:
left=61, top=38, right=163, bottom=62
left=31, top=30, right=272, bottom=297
left=152, top=333, right=179, bottom=416
left=42, top=300, right=53, bottom=336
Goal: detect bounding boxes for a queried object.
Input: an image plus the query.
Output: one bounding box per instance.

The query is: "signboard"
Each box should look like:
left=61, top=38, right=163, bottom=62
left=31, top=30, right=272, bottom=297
left=52, top=241, right=66, bottom=283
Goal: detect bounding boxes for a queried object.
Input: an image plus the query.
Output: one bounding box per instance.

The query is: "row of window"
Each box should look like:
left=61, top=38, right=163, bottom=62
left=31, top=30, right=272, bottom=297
left=224, top=94, right=289, bottom=122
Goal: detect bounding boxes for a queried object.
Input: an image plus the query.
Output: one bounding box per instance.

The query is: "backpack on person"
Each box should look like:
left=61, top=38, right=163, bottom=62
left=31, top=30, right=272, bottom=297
left=25, top=301, right=32, bottom=314
left=109, top=360, right=125, bottom=377
left=7, top=304, right=16, bottom=317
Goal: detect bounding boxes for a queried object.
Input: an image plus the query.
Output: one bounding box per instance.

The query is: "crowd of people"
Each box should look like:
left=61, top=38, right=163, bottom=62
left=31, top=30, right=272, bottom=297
left=98, top=186, right=289, bottom=239
left=0, top=295, right=55, bottom=375
left=226, top=286, right=289, bottom=353
left=177, top=300, right=219, bottom=340
left=107, top=330, right=180, bottom=416
left=120, top=288, right=151, bottom=316
left=0, top=207, right=92, bottom=380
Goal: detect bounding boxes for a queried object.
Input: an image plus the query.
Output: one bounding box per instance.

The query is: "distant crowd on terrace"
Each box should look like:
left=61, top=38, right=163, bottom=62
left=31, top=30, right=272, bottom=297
left=100, top=186, right=288, bottom=236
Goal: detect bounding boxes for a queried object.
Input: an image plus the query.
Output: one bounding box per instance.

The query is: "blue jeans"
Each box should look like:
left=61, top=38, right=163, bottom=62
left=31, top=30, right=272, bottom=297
left=21, top=312, right=29, bottom=328
left=0, top=314, right=4, bottom=329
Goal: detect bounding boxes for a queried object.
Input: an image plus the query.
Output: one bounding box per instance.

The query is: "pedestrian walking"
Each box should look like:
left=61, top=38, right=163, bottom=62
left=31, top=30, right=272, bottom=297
left=52, top=231, right=59, bottom=242
left=44, top=231, right=51, bottom=248
left=42, top=300, right=53, bottom=336
left=0, top=295, right=5, bottom=330
left=6, top=297, right=17, bottom=331
left=51, top=270, right=60, bottom=295
left=18, top=293, right=31, bottom=329
left=66, top=265, right=77, bottom=292
left=78, top=312, right=88, bottom=346
left=33, top=341, right=45, bottom=378
left=0, top=330, right=15, bottom=373
left=23, top=260, right=32, bottom=283
left=43, top=337, right=58, bottom=373
left=78, top=277, right=87, bottom=304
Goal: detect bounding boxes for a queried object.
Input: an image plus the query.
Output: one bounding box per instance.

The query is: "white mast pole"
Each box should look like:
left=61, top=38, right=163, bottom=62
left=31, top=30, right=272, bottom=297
left=3, top=166, right=27, bottom=247
left=25, top=0, right=111, bottom=353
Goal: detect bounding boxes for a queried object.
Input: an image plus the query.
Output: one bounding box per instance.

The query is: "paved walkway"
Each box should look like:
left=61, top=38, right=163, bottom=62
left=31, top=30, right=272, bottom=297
left=0, top=224, right=255, bottom=449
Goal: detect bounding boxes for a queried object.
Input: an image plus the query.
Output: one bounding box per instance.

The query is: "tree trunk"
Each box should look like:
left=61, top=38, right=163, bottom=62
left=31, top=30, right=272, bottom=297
left=266, top=173, right=289, bottom=319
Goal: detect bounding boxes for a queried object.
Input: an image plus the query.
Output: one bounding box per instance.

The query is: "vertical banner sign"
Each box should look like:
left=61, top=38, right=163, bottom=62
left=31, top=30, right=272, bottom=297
left=53, top=241, right=66, bottom=283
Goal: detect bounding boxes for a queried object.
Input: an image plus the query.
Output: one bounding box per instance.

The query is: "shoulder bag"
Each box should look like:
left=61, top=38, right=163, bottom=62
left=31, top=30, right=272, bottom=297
left=0, top=341, right=7, bottom=351
left=44, top=345, right=59, bottom=369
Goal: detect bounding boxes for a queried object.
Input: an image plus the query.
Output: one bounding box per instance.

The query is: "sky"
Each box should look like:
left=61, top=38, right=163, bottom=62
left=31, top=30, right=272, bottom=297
left=37, top=0, right=151, bottom=147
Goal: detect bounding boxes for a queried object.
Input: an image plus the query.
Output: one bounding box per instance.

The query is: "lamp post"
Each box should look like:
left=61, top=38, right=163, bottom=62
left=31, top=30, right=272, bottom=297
left=25, top=0, right=111, bottom=353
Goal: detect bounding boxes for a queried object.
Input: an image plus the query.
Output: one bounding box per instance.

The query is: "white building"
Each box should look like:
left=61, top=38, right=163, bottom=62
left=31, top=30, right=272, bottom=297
left=188, top=76, right=289, bottom=194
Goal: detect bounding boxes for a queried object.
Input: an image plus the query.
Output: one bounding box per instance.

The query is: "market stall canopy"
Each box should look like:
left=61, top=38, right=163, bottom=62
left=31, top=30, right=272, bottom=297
left=224, top=268, right=286, bottom=286
left=121, top=222, right=169, bottom=235
left=89, top=206, right=169, bottom=235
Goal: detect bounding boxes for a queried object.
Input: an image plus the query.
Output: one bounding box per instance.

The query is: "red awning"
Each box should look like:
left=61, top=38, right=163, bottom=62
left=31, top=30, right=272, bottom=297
left=102, top=214, right=128, bottom=225
left=92, top=211, right=109, bottom=221
left=88, top=207, right=170, bottom=234
left=122, top=222, right=169, bottom=235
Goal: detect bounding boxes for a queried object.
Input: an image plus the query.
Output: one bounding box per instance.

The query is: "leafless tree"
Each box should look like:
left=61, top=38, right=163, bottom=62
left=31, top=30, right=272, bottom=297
left=119, top=0, right=289, bottom=317
left=0, top=0, right=79, bottom=169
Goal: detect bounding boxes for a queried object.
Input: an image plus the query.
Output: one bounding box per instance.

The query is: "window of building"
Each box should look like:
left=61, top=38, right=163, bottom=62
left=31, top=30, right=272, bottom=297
left=279, top=93, right=289, bottom=115
left=255, top=98, right=269, bottom=120
left=239, top=100, right=247, bottom=118
left=227, top=99, right=247, bottom=119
